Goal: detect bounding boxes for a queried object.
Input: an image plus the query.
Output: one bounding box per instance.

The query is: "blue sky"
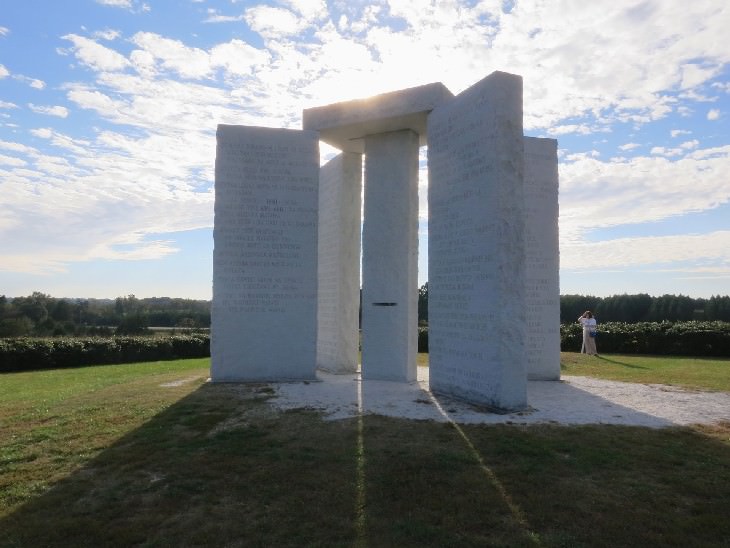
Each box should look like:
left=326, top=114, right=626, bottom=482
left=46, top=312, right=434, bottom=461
left=1, top=0, right=729, bottom=300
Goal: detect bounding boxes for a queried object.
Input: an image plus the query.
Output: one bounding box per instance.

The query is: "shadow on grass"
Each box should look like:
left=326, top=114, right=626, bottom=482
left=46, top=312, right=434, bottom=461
left=2, top=381, right=730, bottom=547
left=595, top=356, right=650, bottom=369
left=0, top=382, right=360, bottom=547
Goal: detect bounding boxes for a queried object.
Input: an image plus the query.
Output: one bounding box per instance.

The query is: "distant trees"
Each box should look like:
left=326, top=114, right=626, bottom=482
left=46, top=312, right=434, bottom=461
left=418, top=283, right=429, bottom=324
left=3, top=288, right=728, bottom=338
left=706, top=296, right=730, bottom=322
left=559, top=294, right=602, bottom=323
left=0, top=293, right=211, bottom=337
left=415, top=287, right=728, bottom=325
left=561, top=293, right=715, bottom=323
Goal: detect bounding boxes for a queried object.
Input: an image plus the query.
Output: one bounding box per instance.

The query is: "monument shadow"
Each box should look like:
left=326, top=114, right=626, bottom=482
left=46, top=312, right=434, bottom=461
left=0, top=382, right=361, bottom=547
left=3, top=375, right=728, bottom=546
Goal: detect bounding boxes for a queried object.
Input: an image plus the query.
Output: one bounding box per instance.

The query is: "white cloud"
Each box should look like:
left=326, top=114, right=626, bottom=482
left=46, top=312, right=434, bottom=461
left=210, top=40, right=271, bottom=77
left=26, top=130, right=89, bottom=160
left=34, top=155, right=73, bottom=176
left=677, top=106, right=692, bottom=117
left=680, top=139, right=699, bottom=150
left=0, top=124, right=213, bottom=273
left=95, top=0, right=132, bottom=7
left=94, top=29, right=121, bottom=41
left=0, top=100, right=17, bottom=109
left=30, top=127, right=54, bottom=139
left=679, top=63, right=720, bottom=90
left=0, top=26, right=9, bottom=36
left=9, top=74, right=46, bottom=89
left=203, top=9, right=246, bottom=23
left=619, top=142, right=641, bottom=151
left=670, top=129, right=692, bottom=138
left=87, top=0, right=146, bottom=14
left=561, top=232, right=730, bottom=271
left=244, top=6, right=309, bottom=37
left=28, top=104, right=70, bottom=118
left=279, top=0, right=328, bottom=21
left=710, top=82, right=730, bottom=93
left=0, top=154, right=27, bottom=167
left=0, top=64, right=8, bottom=78
left=0, top=139, right=37, bottom=154
left=559, top=146, right=730, bottom=246
left=129, top=49, right=156, bottom=77
left=707, top=108, right=721, bottom=120
left=678, top=89, right=717, bottom=102
left=131, top=32, right=211, bottom=79
left=66, top=88, right=122, bottom=118
left=650, top=145, right=695, bottom=157
left=550, top=124, right=596, bottom=135
left=62, top=34, right=130, bottom=72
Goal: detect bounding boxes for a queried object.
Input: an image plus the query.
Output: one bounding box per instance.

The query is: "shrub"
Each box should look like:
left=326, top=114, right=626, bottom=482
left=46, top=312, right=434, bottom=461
left=561, top=321, right=730, bottom=357
left=412, top=321, right=730, bottom=357
left=0, top=334, right=210, bottom=373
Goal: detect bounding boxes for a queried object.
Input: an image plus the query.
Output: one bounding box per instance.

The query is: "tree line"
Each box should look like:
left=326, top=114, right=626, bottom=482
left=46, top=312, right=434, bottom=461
left=3, top=288, right=729, bottom=338
left=559, top=293, right=730, bottom=323
left=416, top=283, right=730, bottom=324
left=0, top=293, right=210, bottom=337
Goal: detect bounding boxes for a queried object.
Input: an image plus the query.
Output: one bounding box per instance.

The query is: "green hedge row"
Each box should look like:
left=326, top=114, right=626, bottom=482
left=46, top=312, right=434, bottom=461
left=0, top=334, right=210, bottom=373
left=4, top=321, right=728, bottom=372
left=561, top=321, right=730, bottom=356
left=417, top=321, right=730, bottom=357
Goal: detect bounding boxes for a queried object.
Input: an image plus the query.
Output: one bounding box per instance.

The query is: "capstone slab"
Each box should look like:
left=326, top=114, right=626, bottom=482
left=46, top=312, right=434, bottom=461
left=302, top=82, right=453, bottom=153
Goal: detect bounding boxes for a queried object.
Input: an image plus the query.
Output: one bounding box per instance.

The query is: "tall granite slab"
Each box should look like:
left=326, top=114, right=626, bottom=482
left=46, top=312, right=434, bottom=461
left=211, top=125, right=319, bottom=381
left=361, top=130, right=419, bottom=381
left=524, top=137, right=561, bottom=380
left=317, top=152, right=362, bottom=373
left=427, top=72, right=528, bottom=411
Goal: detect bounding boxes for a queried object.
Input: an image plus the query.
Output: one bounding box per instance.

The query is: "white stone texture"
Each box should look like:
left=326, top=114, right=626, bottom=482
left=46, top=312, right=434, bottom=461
left=211, top=125, right=319, bottom=381
left=317, top=152, right=363, bottom=373
left=427, top=71, right=528, bottom=411
left=303, top=83, right=453, bottom=153
left=524, top=137, right=561, bottom=380
left=361, top=130, right=419, bottom=381
left=269, top=370, right=730, bottom=428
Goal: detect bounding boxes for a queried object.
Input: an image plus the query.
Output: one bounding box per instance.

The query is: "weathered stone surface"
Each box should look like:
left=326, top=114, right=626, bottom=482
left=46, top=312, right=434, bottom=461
left=303, top=82, right=453, bottom=153
left=427, top=71, right=528, bottom=411
left=524, top=137, right=561, bottom=380
left=361, top=130, right=419, bottom=382
left=317, top=152, right=362, bottom=373
left=211, top=125, right=319, bottom=381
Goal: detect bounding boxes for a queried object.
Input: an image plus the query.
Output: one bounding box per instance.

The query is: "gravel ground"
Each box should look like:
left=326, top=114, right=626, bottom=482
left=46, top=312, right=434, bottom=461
left=270, top=368, right=730, bottom=428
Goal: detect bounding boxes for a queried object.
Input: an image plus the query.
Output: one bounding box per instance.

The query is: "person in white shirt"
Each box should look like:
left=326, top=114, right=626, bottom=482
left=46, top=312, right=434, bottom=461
left=578, top=310, right=598, bottom=355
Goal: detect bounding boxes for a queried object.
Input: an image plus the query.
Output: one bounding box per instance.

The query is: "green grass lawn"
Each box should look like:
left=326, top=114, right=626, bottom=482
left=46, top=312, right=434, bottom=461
left=560, top=352, right=730, bottom=392
left=1, top=356, right=729, bottom=547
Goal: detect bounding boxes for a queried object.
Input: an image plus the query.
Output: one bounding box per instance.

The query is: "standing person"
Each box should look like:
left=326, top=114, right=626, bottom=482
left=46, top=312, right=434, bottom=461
left=578, top=311, right=598, bottom=355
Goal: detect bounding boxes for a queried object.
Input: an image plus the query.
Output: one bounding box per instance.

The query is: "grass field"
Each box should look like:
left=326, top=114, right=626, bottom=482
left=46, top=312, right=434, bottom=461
left=1, top=355, right=729, bottom=546
left=560, top=352, right=730, bottom=392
